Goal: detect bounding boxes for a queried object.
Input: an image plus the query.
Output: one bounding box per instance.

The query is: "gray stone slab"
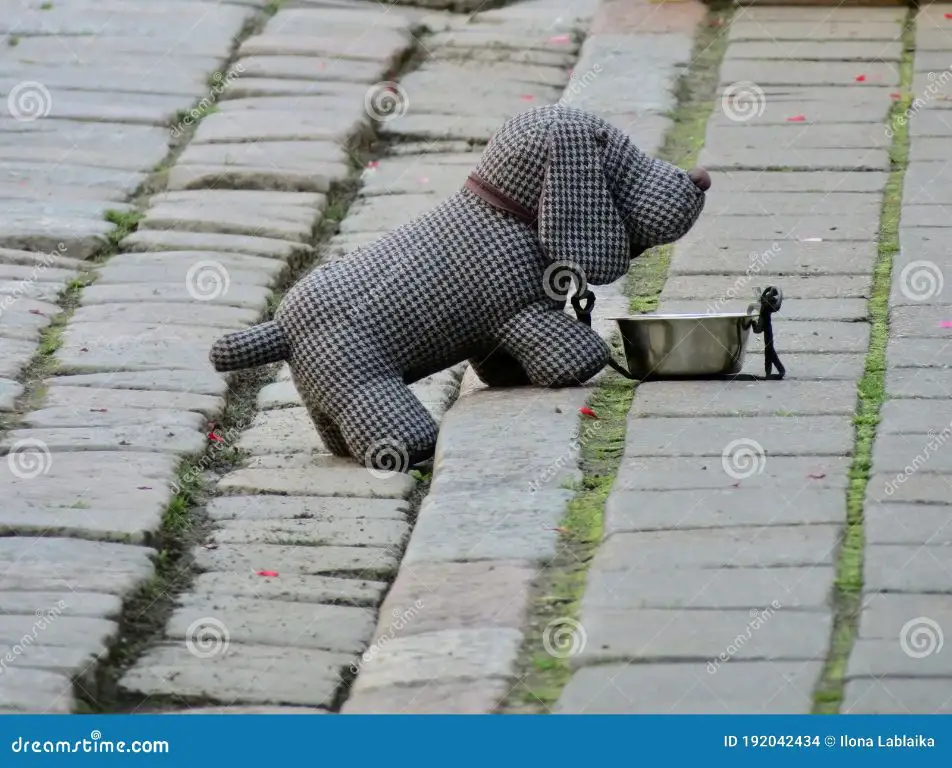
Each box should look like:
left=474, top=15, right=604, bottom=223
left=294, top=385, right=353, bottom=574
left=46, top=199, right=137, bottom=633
left=663, top=299, right=868, bottom=322
left=210, top=516, right=408, bottom=549
left=709, top=100, right=892, bottom=127
left=104, top=250, right=288, bottom=284
left=724, top=40, right=901, bottom=62
left=698, top=146, right=889, bottom=172
left=873, top=434, right=952, bottom=478
left=238, top=30, right=410, bottom=62
left=120, top=230, right=313, bottom=261
left=20, top=406, right=204, bottom=430
left=904, top=162, right=952, bottom=204
left=858, top=592, right=952, bottom=639
left=381, top=114, right=502, bottom=143
left=670, top=240, right=878, bottom=277
left=879, top=399, right=952, bottom=434
left=704, top=190, right=882, bottom=216
left=0, top=591, right=121, bottom=619
left=0, top=425, right=204, bottom=456
left=190, top=571, right=386, bottom=607
left=886, top=368, right=952, bottom=398
left=0, top=668, right=75, bottom=714
left=867, top=472, right=952, bottom=504
left=166, top=163, right=349, bottom=193
left=359, top=161, right=473, bottom=197
left=343, top=679, right=509, bottom=714
left=615, top=456, right=850, bottom=492
left=706, top=125, right=889, bottom=153
left=889, top=305, right=952, bottom=338
left=79, top=282, right=269, bottom=312
left=237, top=55, right=388, bottom=84
left=0, top=378, right=23, bottom=411
left=349, top=628, right=523, bottom=692
left=753, top=322, right=870, bottom=355
left=237, top=407, right=325, bottom=454
left=0, top=217, right=112, bottom=261
left=556, top=662, right=822, bottom=714
left=630, top=380, right=857, bottom=417
left=660, top=274, right=870, bottom=302
left=594, top=525, right=840, bottom=571
left=0, top=536, right=155, bottom=595
left=844, top=679, right=952, bottom=714
left=624, top=415, right=853, bottom=456
left=71, top=302, right=259, bottom=330
left=573, top=608, right=832, bottom=666
left=910, top=139, right=952, bottom=164
left=44, top=369, right=228, bottom=397
left=737, top=7, right=904, bottom=22
left=728, top=21, right=902, bottom=42
left=887, top=338, right=952, bottom=368
left=605, top=488, right=844, bottom=535
left=168, top=596, right=376, bottom=654
left=720, top=60, right=898, bottom=87
left=0, top=337, right=35, bottom=379
left=206, top=494, right=407, bottom=522
left=687, top=212, right=879, bottom=242
left=863, top=543, right=952, bottom=592
left=711, top=171, right=889, bottom=194
left=194, top=542, right=398, bottom=578
left=342, top=195, right=441, bottom=234
left=847, top=638, right=952, bottom=678
left=120, top=642, right=351, bottom=708
left=141, top=204, right=320, bottom=243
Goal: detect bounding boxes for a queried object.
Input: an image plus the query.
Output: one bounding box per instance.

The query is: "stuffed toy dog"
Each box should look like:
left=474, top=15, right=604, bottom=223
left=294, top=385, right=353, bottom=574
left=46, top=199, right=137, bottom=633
left=209, top=105, right=709, bottom=471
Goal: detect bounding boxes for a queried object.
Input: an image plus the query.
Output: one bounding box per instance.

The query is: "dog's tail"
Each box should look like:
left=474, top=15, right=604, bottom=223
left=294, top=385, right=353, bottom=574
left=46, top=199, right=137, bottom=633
left=209, top=320, right=289, bottom=372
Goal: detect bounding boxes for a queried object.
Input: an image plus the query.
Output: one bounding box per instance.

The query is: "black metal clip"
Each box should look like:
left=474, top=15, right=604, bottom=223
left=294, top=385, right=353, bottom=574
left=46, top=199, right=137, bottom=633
left=748, top=286, right=785, bottom=380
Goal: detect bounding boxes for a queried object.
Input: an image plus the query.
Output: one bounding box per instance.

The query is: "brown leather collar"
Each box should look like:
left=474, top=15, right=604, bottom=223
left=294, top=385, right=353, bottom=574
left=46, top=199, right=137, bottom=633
left=464, top=172, right=537, bottom=229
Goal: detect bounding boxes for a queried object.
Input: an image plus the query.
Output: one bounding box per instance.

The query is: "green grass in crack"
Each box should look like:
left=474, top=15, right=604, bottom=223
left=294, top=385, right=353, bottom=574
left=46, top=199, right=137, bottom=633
left=104, top=209, right=144, bottom=250
left=812, top=8, right=916, bottom=715
left=501, top=3, right=735, bottom=713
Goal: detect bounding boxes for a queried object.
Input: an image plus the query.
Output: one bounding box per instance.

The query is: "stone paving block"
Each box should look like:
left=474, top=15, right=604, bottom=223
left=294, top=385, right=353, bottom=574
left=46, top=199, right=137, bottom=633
left=166, top=162, right=350, bottom=193
left=342, top=195, right=441, bottom=234
left=0, top=162, right=146, bottom=197
left=238, top=31, right=410, bottom=62
left=0, top=452, right=176, bottom=542
left=697, top=146, right=889, bottom=172
left=720, top=60, right=898, bottom=87
left=0, top=218, right=113, bottom=261
left=573, top=608, right=832, bottom=667
left=373, top=561, right=535, bottom=640
left=350, top=628, right=523, bottom=692
left=710, top=100, right=891, bottom=128
left=711, top=171, right=889, bottom=194
left=605, top=487, right=845, bottom=535
left=616, top=456, right=850, bottom=492
left=120, top=642, right=351, bottom=708
left=0, top=669, right=75, bottom=714
left=886, top=368, right=952, bottom=398
left=910, top=139, right=952, bottom=164
left=623, top=415, right=853, bottom=456
left=194, top=543, right=398, bottom=578
left=148, top=189, right=326, bottom=210
left=662, top=299, right=868, bottom=322
left=70, top=302, right=259, bottom=331
left=747, top=323, right=870, bottom=356
left=904, top=163, right=952, bottom=204
left=206, top=494, right=408, bottom=521
left=889, top=305, right=952, bottom=338
left=630, top=380, right=857, bottom=417
left=583, top=564, right=833, bottom=612
left=0, top=338, right=36, bottom=380
left=724, top=40, right=901, bottom=61
left=343, top=679, right=508, bottom=714
left=558, top=660, right=821, bottom=715
left=857, top=592, right=952, bottom=640
left=728, top=21, right=901, bottom=43
left=120, top=230, right=313, bottom=262
left=359, top=160, right=474, bottom=197
left=20, top=407, right=205, bottom=430
left=104, top=250, right=289, bottom=284
left=873, top=434, right=952, bottom=477
left=209, top=516, right=408, bottom=549
left=670, top=240, right=877, bottom=277
left=863, top=543, right=952, bottom=592
left=706, top=125, right=889, bottom=153
left=381, top=114, right=502, bottom=143
left=686, top=214, right=879, bottom=243
left=175, top=138, right=347, bottom=167
left=0, top=378, right=23, bottom=411
left=867, top=472, right=952, bottom=504
left=44, top=370, right=228, bottom=397
left=594, top=526, right=840, bottom=571
left=886, top=338, right=952, bottom=368
left=879, top=399, right=952, bottom=434
left=237, top=55, right=388, bottom=84
left=844, top=679, right=952, bottom=714
left=79, top=282, right=269, bottom=313
left=847, top=638, right=952, bottom=678
left=190, top=571, right=385, bottom=608
left=217, top=455, right=415, bottom=499
left=141, top=204, right=319, bottom=242
left=168, top=596, right=376, bottom=654
left=54, top=324, right=220, bottom=374
left=0, top=536, right=155, bottom=596
left=704, top=190, right=882, bottom=217
left=237, top=407, right=325, bottom=454
left=0, top=591, right=121, bottom=619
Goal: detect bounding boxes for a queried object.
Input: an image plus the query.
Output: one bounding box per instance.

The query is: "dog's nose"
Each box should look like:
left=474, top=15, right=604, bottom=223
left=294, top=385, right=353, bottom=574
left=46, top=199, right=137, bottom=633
left=688, top=166, right=711, bottom=192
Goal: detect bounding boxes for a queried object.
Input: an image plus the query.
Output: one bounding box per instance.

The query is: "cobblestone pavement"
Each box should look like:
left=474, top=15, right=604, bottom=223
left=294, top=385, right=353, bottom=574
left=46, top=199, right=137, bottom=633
left=4, top=0, right=951, bottom=716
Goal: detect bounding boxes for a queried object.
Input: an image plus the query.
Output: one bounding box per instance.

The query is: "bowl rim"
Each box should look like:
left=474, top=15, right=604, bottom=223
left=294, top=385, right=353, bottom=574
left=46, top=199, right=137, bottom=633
left=612, top=312, right=754, bottom=322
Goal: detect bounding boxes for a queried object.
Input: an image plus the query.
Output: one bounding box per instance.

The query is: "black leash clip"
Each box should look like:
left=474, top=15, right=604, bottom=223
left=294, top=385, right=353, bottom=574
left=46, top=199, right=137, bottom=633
left=748, top=286, right=785, bottom=380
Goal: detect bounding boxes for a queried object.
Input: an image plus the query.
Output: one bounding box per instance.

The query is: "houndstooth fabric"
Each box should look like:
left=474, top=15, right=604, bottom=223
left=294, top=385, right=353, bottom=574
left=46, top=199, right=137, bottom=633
left=209, top=106, right=706, bottom=471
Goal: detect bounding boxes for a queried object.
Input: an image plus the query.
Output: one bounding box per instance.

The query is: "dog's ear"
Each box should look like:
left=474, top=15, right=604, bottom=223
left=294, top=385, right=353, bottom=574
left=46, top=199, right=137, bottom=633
left=538, top=119, right=629, bottom=286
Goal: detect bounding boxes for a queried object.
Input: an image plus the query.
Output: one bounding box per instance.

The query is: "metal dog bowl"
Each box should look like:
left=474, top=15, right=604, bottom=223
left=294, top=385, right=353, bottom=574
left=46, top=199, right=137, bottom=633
left=614, top=312, right=757, bottom=379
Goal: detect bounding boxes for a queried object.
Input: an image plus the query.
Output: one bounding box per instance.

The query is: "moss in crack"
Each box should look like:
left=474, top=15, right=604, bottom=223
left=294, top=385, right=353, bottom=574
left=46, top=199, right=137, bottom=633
left=103, top=210, right=144, bottom=251
left=811, top=7, right=915, bottom=715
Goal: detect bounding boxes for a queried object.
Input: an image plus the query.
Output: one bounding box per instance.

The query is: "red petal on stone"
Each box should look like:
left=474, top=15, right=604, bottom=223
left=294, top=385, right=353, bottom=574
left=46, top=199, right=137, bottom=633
left=366, top=160, right=379, bottom=169
left=256, top=570, right=279, bottom=578
left=520, top=94, right=535, bottom=101
left=786, top=115, right=806, bottom=122
left=939, top=321, right=952, bottom=328
left=579, top=407, right=598, bottom=419
left=549, top=34, right=570, bottom=44
left=890, top=92, right=902, bottom=100
left=208, top=432, right=224, bottom=442
left=855, top=74, right=866, bottom=82
left=945, top=12, right=952, bottom=18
